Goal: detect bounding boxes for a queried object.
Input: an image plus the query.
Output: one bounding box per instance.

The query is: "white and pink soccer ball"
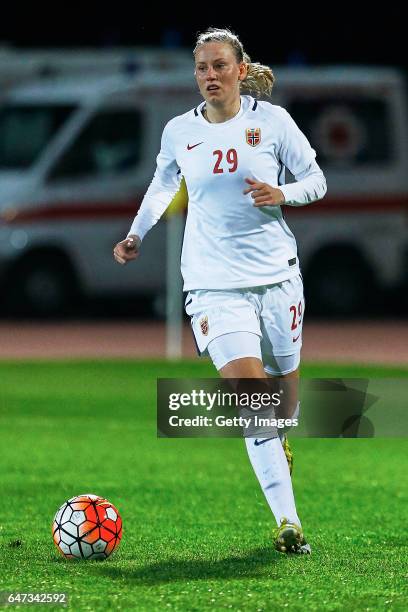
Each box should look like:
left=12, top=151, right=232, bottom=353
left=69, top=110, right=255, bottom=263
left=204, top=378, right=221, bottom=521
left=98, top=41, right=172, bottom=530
left=52, top=493, right=122, bottom=560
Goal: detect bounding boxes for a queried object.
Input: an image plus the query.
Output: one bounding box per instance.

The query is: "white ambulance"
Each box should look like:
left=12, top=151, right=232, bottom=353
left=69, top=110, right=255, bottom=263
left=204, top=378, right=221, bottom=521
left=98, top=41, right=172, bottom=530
left=0, top=64, right=406, bottom=315
left=0, top=68, right=199, bottom=315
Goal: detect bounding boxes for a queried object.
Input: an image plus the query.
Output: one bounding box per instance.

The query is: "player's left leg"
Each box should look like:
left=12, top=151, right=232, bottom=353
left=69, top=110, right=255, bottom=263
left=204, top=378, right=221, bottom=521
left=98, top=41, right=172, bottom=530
left=255, top=275, right=310, bottom=553
left=265, top=357, right=301, bottom=475
left=260, top=274, right=305, bottom=468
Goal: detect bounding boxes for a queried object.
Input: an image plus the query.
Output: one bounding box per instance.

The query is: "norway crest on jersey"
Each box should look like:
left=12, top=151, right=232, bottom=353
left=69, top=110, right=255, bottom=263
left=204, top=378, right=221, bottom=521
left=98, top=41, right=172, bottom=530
left=246, top=128, right=261, bottom=147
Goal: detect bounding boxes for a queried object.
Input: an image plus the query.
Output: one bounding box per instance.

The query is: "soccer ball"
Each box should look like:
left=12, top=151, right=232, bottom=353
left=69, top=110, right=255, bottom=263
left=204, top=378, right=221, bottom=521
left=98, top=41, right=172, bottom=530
left=52, top=493, right=122, bottom=560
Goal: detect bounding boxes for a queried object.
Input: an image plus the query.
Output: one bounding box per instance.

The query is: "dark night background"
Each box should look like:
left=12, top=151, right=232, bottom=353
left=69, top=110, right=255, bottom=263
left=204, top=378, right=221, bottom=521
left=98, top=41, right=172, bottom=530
left=0, top=8, right=406, bottom=69
left=0, top=6, right=406, bottom=319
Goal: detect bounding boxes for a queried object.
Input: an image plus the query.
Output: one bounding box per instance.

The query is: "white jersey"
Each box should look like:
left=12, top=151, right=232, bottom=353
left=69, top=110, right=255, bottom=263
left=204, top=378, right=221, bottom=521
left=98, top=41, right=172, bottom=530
left=128, top=95, right=326, bottom=290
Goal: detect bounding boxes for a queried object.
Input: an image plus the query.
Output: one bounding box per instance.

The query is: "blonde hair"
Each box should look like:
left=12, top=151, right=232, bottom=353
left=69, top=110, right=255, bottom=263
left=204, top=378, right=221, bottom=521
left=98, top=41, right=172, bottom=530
left=193, top=27, right=275, bottom=98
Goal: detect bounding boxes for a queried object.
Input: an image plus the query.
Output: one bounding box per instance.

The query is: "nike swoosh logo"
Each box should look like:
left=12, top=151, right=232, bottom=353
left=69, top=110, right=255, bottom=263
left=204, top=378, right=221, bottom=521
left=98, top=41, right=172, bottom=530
left=187, top=142, right=204, bottom=150
left=292, top=334, right=301, bottom=342
left=254, top=438, right=274, bottom=446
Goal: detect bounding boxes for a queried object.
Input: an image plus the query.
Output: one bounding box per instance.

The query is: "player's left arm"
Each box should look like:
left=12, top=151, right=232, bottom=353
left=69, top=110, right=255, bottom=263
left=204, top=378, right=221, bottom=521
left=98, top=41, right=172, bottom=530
left=276, top=108, right=327, bottom=207
left=243, top=109, right=327, bottom=207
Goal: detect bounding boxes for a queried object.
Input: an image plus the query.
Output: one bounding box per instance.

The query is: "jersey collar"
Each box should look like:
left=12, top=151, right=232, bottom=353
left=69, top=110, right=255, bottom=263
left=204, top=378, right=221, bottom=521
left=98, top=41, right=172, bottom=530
left=195, top=95, right=255, bottom=127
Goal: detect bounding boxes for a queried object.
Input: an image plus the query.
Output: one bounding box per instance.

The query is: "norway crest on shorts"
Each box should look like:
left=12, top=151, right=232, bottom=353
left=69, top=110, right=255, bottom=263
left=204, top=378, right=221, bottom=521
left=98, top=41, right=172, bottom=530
left=199, top=315, right=209, bottom=336
left=246, top=128, right=261, bottom=147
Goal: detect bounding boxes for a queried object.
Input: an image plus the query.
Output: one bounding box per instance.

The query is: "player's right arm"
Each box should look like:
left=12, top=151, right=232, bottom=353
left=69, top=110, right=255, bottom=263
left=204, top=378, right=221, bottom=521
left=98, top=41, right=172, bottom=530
left=113, top=234, right=141, bottom=264
left=113, top=120, right=181, bottom=265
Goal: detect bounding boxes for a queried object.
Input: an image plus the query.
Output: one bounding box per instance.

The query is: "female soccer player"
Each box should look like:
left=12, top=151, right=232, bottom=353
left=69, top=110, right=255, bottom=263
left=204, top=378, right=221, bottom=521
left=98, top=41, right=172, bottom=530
left=114, top=27, right=326, bottom=554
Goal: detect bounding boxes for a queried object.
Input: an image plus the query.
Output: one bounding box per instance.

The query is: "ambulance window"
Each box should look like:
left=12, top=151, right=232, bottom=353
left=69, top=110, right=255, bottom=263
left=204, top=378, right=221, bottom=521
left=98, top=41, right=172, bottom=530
left=49, top=110, right=142, bottom=179
left=0, top=104, right=74, bottom=169
left=288, top=98, right=392, bottom=167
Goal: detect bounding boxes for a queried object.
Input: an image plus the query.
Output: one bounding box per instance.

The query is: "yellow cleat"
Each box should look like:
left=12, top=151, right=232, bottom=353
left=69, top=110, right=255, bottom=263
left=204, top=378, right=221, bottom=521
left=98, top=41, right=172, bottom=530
left=274, top=518, right=311, bottom=555
left=281, top=434, right=293, bottom=475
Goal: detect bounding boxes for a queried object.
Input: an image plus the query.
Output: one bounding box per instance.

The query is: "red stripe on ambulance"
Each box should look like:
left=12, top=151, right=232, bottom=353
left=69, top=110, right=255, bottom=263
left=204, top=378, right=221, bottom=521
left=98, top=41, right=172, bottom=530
left=2, top=194, right=408, bottom=225
left=3, top=201, right=143, bottom=224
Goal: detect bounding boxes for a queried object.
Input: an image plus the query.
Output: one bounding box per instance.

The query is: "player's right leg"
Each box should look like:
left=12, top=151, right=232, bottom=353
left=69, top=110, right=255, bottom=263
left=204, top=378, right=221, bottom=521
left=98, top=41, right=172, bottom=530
left=209, top=332, right=308, bottom=552
left=274, top=518, right=311, bottom=554
left=185, top=289, right=309, bottom=553
left=211, top=336, right=309, bottom=554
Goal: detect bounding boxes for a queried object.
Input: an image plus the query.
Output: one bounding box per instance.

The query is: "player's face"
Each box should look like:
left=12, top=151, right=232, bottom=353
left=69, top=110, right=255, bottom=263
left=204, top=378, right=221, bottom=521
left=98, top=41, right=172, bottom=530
left=194, top=43, right=246, bottom=107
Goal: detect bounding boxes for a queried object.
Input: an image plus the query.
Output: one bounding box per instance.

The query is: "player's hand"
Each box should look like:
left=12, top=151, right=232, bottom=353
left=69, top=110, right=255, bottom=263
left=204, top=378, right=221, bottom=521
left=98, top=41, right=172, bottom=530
left=243, top=178, right=285, bottom=207
left=113, top=234, right=141, bottom=265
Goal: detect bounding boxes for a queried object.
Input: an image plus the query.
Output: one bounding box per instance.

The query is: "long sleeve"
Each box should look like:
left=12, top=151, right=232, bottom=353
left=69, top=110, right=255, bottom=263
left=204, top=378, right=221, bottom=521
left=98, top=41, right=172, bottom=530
left=279, top=159, right=327, bottom=206
left=127, top=121, right=181, bottom=240
left=277, top=108, right=327, bottom=206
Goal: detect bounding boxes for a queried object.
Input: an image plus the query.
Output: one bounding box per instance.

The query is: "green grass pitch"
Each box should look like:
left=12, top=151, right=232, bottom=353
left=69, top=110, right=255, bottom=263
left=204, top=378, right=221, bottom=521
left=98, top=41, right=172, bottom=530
left=0, top=360, right=407, bottom=611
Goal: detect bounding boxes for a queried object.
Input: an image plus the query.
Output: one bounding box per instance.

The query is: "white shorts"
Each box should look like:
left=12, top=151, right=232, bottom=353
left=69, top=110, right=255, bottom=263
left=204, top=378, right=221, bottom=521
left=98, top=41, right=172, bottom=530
left=185, top=275, right=305, bottom=373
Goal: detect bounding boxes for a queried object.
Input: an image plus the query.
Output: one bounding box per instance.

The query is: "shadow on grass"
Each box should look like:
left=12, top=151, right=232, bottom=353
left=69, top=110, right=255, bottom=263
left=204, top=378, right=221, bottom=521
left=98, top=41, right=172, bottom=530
left=90, top=547, right=283, bottom=584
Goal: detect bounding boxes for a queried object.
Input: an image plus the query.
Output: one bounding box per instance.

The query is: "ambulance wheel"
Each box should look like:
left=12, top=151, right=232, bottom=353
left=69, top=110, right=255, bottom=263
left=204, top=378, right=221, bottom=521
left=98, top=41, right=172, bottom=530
left=305, top=248, right=375, bottom=316
left=8, top=253, right=81, bottom=317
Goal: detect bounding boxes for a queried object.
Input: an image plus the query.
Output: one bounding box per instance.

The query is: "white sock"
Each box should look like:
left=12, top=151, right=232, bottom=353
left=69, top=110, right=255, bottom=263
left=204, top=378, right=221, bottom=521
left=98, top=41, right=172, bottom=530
left=244, top=436, right=301, bottom=527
